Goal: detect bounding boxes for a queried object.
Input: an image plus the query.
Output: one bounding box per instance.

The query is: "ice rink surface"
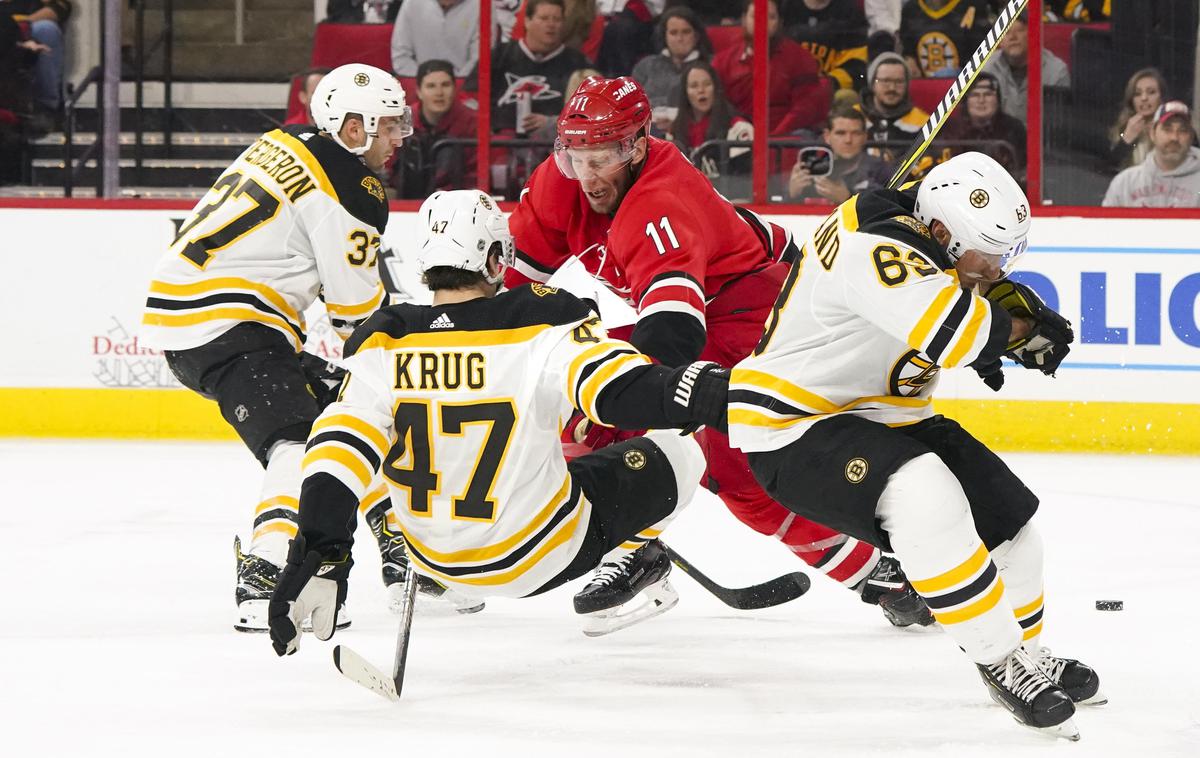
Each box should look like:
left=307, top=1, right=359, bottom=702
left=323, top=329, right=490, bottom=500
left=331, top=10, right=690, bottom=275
left=2, top=440, right=1198, bottom=757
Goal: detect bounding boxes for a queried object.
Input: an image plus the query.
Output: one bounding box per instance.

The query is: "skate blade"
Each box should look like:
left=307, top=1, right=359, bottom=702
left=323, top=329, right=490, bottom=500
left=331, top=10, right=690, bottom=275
left=1078, top=690, right=1108, bottom=706
left=1016, top=716, right=1080, bottom=742
left=581, top=579, right=679, bottom=638
left=387, top=584, right=485, bottom=616
left=332, top=645, right=398, bottom=702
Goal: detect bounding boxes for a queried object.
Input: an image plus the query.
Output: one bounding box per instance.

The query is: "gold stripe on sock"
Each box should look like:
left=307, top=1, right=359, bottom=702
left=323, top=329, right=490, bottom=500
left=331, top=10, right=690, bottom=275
left=910, top=543, right=989, bottom=594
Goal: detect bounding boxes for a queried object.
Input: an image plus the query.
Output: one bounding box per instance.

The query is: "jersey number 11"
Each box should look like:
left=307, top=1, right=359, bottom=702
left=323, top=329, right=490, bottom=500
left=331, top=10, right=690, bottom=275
left=645, top=216, right=680, bottom=255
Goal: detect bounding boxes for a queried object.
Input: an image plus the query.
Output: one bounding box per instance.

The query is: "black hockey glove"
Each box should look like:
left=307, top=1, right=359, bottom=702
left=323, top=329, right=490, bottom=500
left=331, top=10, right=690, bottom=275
left=299, top=352, right=347, bottom=409
left=667, top=361, right=730, bottom=434
left=973, top=356, right=1005, bottom=392
left=268, top=534, right=352, bottom=657
left=984, top=281, right=1074, bottom=376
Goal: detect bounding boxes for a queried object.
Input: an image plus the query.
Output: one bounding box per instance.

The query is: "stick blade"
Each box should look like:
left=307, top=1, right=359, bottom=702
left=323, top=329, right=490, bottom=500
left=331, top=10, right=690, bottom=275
left=726, top=571, right=811, bottom=610
left=332, top=645, right=400, bottom=702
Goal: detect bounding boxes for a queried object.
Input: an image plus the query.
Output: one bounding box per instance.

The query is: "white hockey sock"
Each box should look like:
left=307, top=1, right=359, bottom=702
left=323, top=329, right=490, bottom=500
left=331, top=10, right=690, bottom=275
left=877, top=453, right=1022, bottom=665
left=248, top=441, right=304, bottom=566
left=990, top=523, right=1046, bottom=651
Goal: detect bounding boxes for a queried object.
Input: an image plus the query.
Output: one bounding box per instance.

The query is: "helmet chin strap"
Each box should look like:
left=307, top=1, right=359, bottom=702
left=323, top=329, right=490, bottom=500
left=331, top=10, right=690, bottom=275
left=329, top=116, right=375, bottom=156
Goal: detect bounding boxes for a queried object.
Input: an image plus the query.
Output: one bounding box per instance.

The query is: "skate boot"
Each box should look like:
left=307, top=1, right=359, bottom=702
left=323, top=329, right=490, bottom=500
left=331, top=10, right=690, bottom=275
left=857, top=555, right=936, bottom=628
left=1034, top=648, right=1106, bottom=705
left=234, top=536, right=350, bottom=633
left=977, top=646, right=1079, bottom=740
left=365, top=506, right=484, bottom=615
left=573, top=539, right=678, bottom=637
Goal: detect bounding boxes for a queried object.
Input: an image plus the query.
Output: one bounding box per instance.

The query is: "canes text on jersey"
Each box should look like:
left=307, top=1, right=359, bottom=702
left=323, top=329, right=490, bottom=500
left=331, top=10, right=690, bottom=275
left=394, top=351, right=486, bottom=391
left=241, top=136, right=319, bottom=202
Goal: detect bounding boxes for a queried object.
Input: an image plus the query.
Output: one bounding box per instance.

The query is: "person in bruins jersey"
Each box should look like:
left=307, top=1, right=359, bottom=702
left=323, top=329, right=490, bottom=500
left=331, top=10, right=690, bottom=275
left=266, top=190, right=728, bottom=653
left=140, top=63, right=416, bottom=632
left=725, top=152, right=1103, bottom=739
left=783, top=0, right=869, bottom=92
left=901, top=0, right=991, bottom=77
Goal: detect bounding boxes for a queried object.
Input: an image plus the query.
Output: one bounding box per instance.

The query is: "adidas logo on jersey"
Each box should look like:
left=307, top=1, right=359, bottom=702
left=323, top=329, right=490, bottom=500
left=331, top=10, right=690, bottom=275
left=430, top=313, right=455, bottom=329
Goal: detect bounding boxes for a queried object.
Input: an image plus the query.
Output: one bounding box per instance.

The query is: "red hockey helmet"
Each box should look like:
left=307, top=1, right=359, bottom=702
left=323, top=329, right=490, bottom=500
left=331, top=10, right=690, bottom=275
left=554, top=76, right=651, bottom=180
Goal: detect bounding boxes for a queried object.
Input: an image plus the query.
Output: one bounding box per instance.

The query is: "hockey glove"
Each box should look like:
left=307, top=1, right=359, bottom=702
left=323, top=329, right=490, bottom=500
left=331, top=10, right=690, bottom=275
left=268, top=534, right=352, bottom=657
left=984, top=281, right=1074, bottom=376
left=562, top=411, right=644, bottom=451
left=667, top=361, right=730, bottom=434
left=973, top=357, right=1005, bottom=392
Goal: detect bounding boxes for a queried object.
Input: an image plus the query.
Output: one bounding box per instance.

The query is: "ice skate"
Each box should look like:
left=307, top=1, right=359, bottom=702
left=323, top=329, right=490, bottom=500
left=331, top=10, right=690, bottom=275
left=234, top=536, right=350, bottom=632
left=573, top=539, right=679, bottom=637
left=1035, top=647, right=1106, bottom=705
left=977, top=646, right=1079, bottom=741
left=858, top=555, right=936, bottom=628
left=366, top=507, right=484, bottom=615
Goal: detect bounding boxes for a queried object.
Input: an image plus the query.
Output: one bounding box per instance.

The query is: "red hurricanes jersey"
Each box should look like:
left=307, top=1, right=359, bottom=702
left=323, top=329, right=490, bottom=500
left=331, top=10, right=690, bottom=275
left=507, top=137, right=788, bottom=364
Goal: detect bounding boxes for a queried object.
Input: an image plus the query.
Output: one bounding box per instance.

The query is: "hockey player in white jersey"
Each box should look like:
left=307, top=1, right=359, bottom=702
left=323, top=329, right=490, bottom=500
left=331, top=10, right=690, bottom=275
left=726, top=153, right=1103, bottom=739
left=266, top=189, right=730, bottom=653
left=140, top=63, right=418, bottom=631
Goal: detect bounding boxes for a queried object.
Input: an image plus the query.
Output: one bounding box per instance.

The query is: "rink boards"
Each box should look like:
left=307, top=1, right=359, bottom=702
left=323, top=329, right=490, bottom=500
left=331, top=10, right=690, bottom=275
left=0, top=207, right=1196, bottom=453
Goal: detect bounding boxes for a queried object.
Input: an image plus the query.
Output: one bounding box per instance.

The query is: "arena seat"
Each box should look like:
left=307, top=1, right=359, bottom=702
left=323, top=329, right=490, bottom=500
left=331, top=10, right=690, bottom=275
left=1044, top=22, right=1110, bottom=75
left=908, top=77, right=953, bottom=114
left=310, top=22, right=392, bottom=71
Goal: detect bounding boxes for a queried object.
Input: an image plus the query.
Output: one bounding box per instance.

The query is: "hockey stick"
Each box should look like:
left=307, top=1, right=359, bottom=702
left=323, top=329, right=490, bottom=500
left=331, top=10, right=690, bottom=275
left=664, top=543, right=811, bottom=610
left=886, top=0, right=1030, bottom=188
left=331, top=562, right=419, bottom=702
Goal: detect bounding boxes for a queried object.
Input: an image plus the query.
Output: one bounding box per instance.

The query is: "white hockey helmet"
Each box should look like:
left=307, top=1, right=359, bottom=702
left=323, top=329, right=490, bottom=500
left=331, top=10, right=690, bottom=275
left=416, top=190, right=514, bottom=286
left=914, top=151, right=1031, bottom=275
left=310, top=63, right=413, bottom=156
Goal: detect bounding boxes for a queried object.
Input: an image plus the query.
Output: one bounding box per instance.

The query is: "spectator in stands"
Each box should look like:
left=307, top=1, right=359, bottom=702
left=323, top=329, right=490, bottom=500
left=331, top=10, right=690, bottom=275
left=713, top=0, right=832, bottom=136
left=782, top=0, right=868, bottom=92
left=1109, top=67, right=1168, bottom=171
left=940, top=72, right=1026, bottom=179
left=391, top=59, right=478, bottom=198
left=900, top=0, right=989, bottom=78
left=511, top=0, right=604, bottom=60
left=6, top=0, right=71, bottom=134
left=632, top=5, right=712, bottom=132
left=1104, top=101, right=1200, bottom=208
left=786, top=103, right=890, bottom=203
left=1, top=12, right=33, bottom=182
left=489, top=0, right=589, bottom=135
left=284, top=67, right=330, bottom=127
left=390, top=0, right=480, bottom=78
left=983, top=10, right=1069, bottom=125
left=860, top=51, right=927, bottom=159
left=670, top=59, right=752, bottom=156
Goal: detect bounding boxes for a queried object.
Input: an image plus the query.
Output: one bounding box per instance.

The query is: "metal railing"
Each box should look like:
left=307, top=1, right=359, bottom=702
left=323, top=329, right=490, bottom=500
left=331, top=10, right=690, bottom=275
left=131, top=0, right=176, bottom=181
left=62, top=65, right=103, bottom=197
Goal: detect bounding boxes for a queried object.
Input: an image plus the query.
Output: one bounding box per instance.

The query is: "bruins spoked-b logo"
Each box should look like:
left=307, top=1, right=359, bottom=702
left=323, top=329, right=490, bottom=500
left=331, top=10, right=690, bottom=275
left=889, top=349, right=940, bottom=397
left=970, top=189, right=990, bottom=208
left=845, top=458, right=869, bottom=484
left=623, top=448, right=647, bottom=470
left=353, top=72, right=370, bottom=86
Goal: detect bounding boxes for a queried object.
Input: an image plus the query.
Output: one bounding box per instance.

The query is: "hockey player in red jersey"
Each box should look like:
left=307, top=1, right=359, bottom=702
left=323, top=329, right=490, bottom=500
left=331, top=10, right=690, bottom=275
left=506, top=75, right=933, bottom=630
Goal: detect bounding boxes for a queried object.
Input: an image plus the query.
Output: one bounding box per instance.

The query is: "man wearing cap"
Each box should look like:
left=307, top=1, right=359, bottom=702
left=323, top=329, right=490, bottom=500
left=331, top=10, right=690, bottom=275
left=1103, top=100, right=1200, bottom=207
left=860, top=52, right=929, bottom=160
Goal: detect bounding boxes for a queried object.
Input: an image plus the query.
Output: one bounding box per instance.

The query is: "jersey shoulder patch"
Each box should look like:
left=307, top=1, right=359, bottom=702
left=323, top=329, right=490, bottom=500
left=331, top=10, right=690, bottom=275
left=281, top=124, right=389, bottom=232
left=493, top=285, right=594, bottom=329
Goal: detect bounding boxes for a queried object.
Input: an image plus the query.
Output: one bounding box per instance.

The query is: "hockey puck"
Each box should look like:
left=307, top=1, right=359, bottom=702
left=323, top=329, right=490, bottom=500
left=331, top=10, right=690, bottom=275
left=1095, top=600, right=1123, bottom=611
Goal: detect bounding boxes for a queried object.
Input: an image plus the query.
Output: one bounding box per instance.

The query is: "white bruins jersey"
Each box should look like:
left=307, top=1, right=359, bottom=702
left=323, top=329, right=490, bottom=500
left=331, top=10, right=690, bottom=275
left=729, top=189, right=1005, bottom=454
left=141, top=125, right=389, bottom=352
left=302, top=285, right=657, bottom=598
